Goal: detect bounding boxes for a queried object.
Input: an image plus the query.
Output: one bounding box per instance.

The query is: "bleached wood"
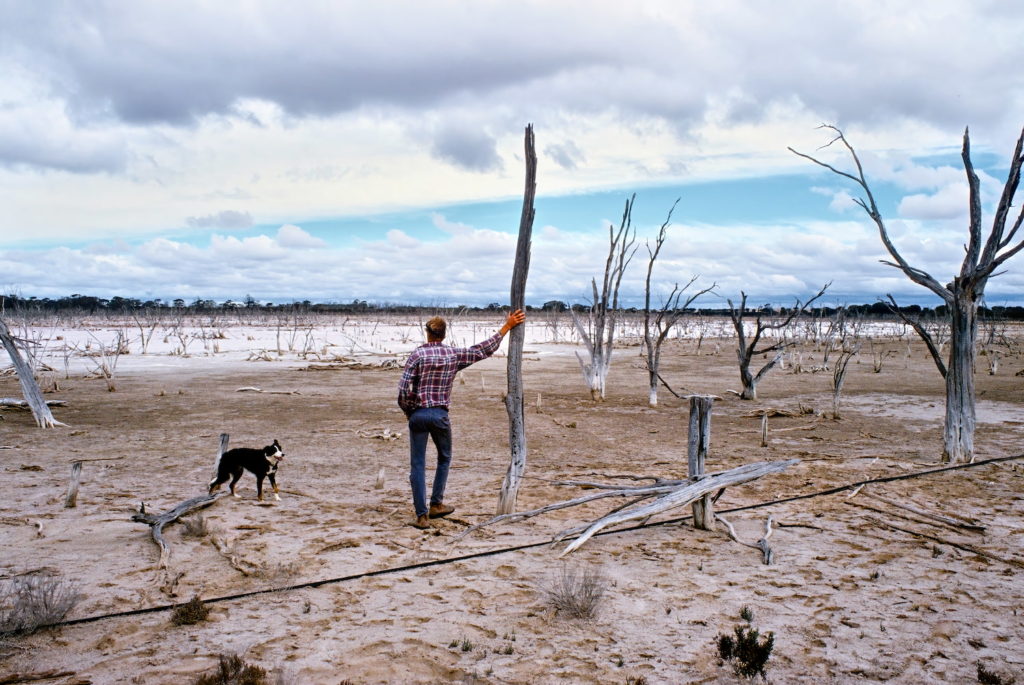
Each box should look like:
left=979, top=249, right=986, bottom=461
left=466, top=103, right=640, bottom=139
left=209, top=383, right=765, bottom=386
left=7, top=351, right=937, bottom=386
left=497, top=124, right=536, bottom=515
left=716, top=514, right=775, bottom=564
left=861, top=491, right=985, bottom=531
left=687, top=395, right=714, bottom=530
left=63, top=461, right=82, bottom=508
left=558, top=459, right=797, bottom=556
left=0, top=399, right=67, bottom=408
left=0, top=319, right=66, bottom=428
left=132, top=494, right=224, bottom=568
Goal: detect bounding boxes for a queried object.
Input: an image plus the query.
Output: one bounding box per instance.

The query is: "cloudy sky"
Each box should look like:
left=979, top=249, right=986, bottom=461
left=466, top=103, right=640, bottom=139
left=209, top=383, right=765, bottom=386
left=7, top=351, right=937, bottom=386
left=2, top=1, right=1023, bottom=308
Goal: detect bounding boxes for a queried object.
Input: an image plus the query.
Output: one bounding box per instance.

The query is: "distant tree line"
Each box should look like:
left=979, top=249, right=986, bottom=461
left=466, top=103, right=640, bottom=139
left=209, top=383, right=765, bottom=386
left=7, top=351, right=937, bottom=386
left=2, top=292, right=1024, bottom=320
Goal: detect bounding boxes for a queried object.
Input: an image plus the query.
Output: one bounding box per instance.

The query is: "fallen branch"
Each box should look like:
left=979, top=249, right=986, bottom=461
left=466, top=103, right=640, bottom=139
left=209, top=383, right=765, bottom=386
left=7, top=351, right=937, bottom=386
left=0, top=670, right=77, bottom=685
left=557, top=460, right=796, bottom=556
left=459, top=460, right=797, bottom=553
left=131, top=494, right=225, bottom=568
left=862, top=491, right=985, bottom=531
left=863, top=515, right=1024, bottom=570
left=716, top=514, right=775, bottom=564
left=0, top=399, right=67, bottom=408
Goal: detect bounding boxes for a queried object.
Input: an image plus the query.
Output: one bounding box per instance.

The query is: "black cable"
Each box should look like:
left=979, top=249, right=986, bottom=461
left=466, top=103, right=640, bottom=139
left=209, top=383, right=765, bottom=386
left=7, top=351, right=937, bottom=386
left=46, top=451, right=1024, bottom=630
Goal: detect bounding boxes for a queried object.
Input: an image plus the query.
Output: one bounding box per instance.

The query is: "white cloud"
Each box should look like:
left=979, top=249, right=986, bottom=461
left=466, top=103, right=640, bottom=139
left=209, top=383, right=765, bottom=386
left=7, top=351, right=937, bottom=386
left=276, top=225, right=326, bottom=249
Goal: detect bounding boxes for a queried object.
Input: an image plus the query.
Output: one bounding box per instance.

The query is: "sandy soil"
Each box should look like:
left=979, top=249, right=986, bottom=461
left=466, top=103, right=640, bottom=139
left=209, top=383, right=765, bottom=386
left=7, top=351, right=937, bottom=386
left=1, top=320, right=1023, bottom=684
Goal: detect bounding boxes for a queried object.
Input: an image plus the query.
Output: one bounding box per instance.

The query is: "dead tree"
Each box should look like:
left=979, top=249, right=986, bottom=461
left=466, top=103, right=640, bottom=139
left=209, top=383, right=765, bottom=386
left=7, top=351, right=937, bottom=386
left=791, top=125, right=1024, bottom=462
left=642, top=200, right=714, bottom=407
left=497, top=124, right=536, bottom=515
left=571, top=196, right=638, bottom=400
left=0, top=318, right=65, bottom=428
left=727, top=285, right=829, bottom=400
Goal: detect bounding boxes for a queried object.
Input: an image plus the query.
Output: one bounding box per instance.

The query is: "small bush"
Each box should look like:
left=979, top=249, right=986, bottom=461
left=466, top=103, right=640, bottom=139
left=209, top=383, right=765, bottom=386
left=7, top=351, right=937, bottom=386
left=181, top=515, right=209, bottom=538
left=0, top=574, right=81, bottom=636
left=193, top=654, right=268, bottom=685
left=541, top=564, right=607, bottom=620
left=717, top=625, right=774, bottom=679
left=740, top=606, right=754, bottom=622
left=977, top=661, right=1016, bottom=685
left=172, top=596, right=210, bottom=626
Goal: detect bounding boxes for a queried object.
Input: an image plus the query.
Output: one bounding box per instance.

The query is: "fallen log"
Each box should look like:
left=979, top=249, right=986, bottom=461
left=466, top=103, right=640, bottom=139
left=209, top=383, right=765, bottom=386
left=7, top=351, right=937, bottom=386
left=557, top=460, right=798, bottom=556
left=457, top=459, right=798, bottom=555
left=0, top=399, right=67, bottom=408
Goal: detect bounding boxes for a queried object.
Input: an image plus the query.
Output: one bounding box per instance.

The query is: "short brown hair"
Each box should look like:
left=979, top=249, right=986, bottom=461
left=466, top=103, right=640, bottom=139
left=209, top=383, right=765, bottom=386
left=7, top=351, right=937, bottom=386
left=425, top=316, right=446, bottom=339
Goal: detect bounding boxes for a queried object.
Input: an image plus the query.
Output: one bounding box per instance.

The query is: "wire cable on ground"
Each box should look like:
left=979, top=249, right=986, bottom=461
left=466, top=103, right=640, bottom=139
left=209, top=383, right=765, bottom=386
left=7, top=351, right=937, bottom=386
left=46, top=452, right=1024, bottom=630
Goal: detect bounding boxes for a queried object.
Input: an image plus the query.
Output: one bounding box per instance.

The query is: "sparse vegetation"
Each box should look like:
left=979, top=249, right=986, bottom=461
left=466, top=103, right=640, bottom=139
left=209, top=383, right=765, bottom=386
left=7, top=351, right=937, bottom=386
left=717, top=624, right=775, bottom=679
left=540, top=563, right=608, bottom=620
left=0, top=574, right=81, bottom=636
left=172, top=595, right=210, bottom=625
left=977, top=661, right=1016, bottom=685
left=193, top=654, right=268, bottom=685
left=181, top=514, right=209, bottom=538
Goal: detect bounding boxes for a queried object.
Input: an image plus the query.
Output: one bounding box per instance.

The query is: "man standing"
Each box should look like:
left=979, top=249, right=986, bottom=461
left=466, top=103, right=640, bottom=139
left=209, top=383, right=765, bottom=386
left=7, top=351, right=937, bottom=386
left=398, top=309, right=526, bottom=529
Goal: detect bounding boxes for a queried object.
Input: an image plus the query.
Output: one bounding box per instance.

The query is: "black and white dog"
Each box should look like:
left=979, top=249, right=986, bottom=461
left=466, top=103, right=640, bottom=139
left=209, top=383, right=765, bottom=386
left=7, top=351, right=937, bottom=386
left=208, top=439, right=285, bottom=501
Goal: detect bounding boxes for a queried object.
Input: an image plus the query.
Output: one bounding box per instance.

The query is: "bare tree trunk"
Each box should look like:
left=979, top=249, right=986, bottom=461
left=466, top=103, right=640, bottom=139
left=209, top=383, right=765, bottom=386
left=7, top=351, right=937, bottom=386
left=572, top=196, right=638, bottom=401
left=944, top=283, right=977, bottom=462
left=792, top=125, right=1024, bottom=463
left=0, top=318, right=65, bottom=428
left=497, top=124, right=536, bottom=515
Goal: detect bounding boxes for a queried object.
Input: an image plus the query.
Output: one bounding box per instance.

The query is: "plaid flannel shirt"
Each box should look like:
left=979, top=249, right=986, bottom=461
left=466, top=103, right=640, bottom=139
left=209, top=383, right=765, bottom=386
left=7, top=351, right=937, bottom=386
left=397, top=333, right=503, bottom=416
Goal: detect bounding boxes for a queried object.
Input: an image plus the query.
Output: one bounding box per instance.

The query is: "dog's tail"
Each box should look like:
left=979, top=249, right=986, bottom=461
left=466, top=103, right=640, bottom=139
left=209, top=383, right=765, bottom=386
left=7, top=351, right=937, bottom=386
left=210, top=433, right=230, bottom=487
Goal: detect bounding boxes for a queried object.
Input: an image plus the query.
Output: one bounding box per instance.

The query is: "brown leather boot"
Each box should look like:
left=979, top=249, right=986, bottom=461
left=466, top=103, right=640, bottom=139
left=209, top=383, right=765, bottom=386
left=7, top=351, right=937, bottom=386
left=411, top=514, right=430, bottom=529
left=428, top=503, right=455, bottom=519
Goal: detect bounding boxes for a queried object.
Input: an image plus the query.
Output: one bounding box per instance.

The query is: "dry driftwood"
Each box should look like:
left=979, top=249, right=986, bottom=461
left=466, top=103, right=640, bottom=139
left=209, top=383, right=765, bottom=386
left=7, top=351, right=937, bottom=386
left=863, top=515, right=1024, bottom=570
left=132, top=494, right=224, bottom=568
left=0, top=671, right=78, bottom=685
left=459, top=459, right=798, bottom=555
left=862, top=490, right=985, bottom=531
left=717, top=514, right=775, bottom=564
left=63, top=462, right=82, bottom=508
left=558, top=460, right=797, bottom=555
left=0, top=320, right=66, bottom=429
left=0, top=399, right=67, bottom=408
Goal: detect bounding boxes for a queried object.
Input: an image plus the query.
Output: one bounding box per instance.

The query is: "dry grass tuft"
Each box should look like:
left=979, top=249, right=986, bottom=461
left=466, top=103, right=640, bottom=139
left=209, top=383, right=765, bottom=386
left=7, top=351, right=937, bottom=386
left=193, top=654, right=268, bottom=685
left=172, top=595, right=210, bottom=626
left=0, top=574, right=81, bottom=636
left=540, top=563, right=607, bottom=620
left=181, top=514, right=209, bottom=538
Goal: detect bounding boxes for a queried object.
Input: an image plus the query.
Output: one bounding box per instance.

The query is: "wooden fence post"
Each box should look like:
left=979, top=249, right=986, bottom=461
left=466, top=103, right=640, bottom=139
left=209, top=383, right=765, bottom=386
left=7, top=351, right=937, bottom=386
left=687, top=395, right=714, bottom=530
left=64, top=461, right=83, bottom=508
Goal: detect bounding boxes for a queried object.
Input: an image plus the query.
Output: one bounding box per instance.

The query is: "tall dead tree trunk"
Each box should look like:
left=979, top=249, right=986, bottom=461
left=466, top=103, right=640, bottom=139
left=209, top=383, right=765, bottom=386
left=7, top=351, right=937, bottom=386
left=728, top=285, right=829, bottom=400
left=0, top=318, right=65, bottom=428
left=791, top=125, right=1024, bottom=462
left=497, top=124, right=536, bottom=515
left=572, top=196, right=638, bottom=400
left=642, top=199, right=714, bottom=407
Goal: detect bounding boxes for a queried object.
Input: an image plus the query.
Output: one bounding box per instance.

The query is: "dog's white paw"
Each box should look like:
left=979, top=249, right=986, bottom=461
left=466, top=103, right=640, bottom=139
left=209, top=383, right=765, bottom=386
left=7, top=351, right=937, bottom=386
left=274, top=494, right=281, bottom=501
left=232, top=493, right=240, bottom=498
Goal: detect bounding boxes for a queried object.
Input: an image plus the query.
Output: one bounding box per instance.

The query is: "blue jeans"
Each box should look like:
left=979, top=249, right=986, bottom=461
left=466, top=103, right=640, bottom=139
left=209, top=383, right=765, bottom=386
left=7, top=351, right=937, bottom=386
left=407, top=407, right=452, bottom=517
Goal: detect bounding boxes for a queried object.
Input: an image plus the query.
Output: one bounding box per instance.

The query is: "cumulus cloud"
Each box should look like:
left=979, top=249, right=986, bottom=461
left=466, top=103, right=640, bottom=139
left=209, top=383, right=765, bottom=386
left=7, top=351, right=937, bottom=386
left=898, top=183, right=968, bottom=221
left=276, top=224, right=326, bottom=249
